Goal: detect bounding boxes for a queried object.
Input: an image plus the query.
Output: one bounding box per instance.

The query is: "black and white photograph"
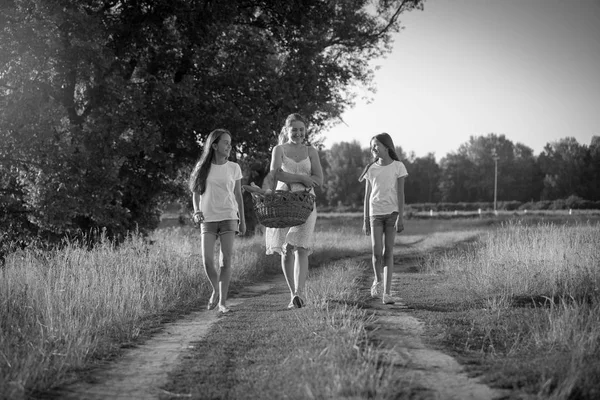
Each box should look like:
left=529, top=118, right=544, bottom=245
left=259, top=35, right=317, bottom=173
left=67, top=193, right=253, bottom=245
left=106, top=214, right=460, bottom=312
left=1, top=0, right=599, bottom=399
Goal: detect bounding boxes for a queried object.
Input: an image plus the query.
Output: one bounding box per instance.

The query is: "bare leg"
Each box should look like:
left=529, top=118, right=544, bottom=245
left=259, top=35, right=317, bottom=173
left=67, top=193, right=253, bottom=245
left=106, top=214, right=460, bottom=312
left=370, top=225, right=384, bottom=284
left=295, top=248, right=309, bottom=298
left=281, top=244, right=296, bottom=301
left=201, top=233, right=219, bottom=305
left=218, top=232, right=235, bottom=307
left=383, top=224, right=396, bottom=295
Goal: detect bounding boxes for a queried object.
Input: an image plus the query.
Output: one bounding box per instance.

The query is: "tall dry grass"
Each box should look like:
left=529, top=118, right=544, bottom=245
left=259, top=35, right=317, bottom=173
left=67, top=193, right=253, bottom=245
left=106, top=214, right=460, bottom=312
left=430, top=221, right=600, bottom=399
left=0, top=229, right=276, bottom=399
left=434, top=221, right=600, bottom=303
left=0, top=213, right=371, bottom=399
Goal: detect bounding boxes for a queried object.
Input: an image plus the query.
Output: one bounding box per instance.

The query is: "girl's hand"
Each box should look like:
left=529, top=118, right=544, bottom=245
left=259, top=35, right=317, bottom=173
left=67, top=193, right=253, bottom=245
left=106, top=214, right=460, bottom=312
left=363, top=219, right=371, bottom=236
left=193, top=212, right=204, bottom=225
left=395, top=217, right=404, bottom=233
left=238, top=220, right=246, bottom=236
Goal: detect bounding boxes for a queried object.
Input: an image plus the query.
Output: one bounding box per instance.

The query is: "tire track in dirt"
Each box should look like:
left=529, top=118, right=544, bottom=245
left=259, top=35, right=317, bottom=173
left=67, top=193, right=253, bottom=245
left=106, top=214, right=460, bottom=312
left=359, top=252, right=509, bottom=400
left=46, top=282, right=275, bottom=400
left=47, top=311, right=219, bottom=399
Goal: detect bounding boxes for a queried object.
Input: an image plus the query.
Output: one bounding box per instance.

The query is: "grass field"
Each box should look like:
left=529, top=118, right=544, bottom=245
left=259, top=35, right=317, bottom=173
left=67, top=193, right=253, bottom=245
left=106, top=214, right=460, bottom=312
left=418, top=218, right=600, bottom=399
left=1, top=212, right=599, bottom=399
left=0, top=214, right=375, bottom=399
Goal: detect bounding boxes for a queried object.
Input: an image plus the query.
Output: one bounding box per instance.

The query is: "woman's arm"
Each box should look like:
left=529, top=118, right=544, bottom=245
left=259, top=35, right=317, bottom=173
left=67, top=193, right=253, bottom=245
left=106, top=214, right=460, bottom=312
left=269, top=145, right=284, bottom=173
left=234, top=179, right=246, bottom=235
left=307, top=146, right=323, bottom=187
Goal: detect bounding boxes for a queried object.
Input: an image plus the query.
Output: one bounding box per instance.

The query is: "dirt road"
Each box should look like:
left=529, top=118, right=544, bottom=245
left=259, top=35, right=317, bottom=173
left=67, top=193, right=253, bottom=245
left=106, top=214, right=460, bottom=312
left=47, top=253, right=507, bottom=400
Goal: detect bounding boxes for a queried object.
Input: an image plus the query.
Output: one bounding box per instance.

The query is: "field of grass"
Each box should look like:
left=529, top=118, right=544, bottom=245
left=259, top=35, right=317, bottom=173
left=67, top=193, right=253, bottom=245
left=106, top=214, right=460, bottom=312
left=1, top=213, right=599, bottom=399
left=0, top=214, right=376, bottom=399
left=417, top=218, right=600, bottom=399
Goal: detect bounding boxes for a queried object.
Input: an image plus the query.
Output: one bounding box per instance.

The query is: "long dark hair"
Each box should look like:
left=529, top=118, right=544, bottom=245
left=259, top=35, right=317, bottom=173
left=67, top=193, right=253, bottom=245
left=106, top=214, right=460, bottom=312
left=358, top=133, right=400, bottom=181
left=188, top=129, right=232, bottom=194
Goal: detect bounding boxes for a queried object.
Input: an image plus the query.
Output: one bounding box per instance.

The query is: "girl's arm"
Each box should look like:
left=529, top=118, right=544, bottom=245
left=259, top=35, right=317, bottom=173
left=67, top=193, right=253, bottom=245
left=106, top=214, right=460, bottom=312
left=234, top=179, right=246, bottom=235
left=192, top=192, right=203, bottom=223
left=269, top=145, right=314, bottom=187
left=396, top=176, right=406, bottom=233
left=363, top=180, right=371, bottom=236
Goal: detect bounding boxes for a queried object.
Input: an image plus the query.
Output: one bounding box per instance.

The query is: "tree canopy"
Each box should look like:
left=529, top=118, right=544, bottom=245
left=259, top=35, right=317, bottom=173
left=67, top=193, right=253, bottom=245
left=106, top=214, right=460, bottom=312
left=0, top=0, right=424, bottom=246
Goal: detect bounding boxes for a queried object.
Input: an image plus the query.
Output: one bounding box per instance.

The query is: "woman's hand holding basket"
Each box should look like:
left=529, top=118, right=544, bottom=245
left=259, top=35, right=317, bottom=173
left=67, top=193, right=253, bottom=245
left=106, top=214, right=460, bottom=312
left=300, top=175, right=319, bottom=189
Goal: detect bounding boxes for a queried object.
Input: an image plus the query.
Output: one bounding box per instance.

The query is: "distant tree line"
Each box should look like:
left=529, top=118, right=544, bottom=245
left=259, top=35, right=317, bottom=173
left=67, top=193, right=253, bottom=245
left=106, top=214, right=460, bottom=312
left=318, top=134, right=600, bottom=209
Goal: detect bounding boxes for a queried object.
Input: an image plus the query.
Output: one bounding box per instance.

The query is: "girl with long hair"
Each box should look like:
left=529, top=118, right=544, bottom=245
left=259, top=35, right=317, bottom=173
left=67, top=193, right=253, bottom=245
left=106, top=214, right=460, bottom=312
left=189, top=129, right=246, bottom=313
left=359, top=133, right=408, bottom=305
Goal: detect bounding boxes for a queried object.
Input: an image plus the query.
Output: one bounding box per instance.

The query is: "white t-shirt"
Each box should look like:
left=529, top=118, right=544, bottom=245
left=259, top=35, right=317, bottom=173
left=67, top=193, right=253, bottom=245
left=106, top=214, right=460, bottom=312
left=359, top=160, right=408, bottom=216
left=201, top=161, right=243, bottom=222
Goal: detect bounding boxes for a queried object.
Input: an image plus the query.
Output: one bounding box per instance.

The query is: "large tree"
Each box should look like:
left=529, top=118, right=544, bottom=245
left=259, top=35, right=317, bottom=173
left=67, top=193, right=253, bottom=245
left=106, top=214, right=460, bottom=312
left=403, top=152, right=440, bottom=203
left=510, top=143, right=543, bottom=202
left=538, top=137, right=589, bottom=200
left=438, top=151, right=473, bottom=203
left=587, top=135, right=600, bottom=200
left=437, top=133, right=541, bottom=203
left=324, top=140, right=365, bottom=207
left=0, top=0, right=424, bottom=244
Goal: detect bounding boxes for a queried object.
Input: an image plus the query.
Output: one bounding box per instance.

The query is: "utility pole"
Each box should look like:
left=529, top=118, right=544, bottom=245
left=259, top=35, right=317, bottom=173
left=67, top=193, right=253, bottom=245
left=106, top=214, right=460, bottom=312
left=492, top=149, right=499, bottom=212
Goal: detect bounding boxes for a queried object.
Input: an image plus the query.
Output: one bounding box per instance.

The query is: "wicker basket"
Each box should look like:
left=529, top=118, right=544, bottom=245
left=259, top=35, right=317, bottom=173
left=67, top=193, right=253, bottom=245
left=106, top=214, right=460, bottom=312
left=244, top=184, right=315, bottom=228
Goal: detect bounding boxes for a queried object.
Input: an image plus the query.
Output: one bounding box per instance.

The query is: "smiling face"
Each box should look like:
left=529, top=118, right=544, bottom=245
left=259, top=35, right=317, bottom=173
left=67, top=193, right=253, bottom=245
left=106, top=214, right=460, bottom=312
left=213, top=133, right=232, bottom=159
left=370, top=138, right=388, bottom=160
left=287, top=120, right=306, bottom=144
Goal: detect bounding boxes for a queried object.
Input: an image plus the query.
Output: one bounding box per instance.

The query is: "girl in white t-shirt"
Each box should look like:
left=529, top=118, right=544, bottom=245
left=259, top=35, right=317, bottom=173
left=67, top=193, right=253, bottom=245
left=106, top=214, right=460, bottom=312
left=189, top=129, right=246, bottom=314
left=359, top=133, right=408, bottom=305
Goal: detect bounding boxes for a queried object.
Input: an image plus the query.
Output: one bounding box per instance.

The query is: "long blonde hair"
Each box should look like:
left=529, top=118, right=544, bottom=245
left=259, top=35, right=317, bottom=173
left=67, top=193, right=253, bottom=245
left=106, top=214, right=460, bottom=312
left=278, top=113, right=308, bottom=145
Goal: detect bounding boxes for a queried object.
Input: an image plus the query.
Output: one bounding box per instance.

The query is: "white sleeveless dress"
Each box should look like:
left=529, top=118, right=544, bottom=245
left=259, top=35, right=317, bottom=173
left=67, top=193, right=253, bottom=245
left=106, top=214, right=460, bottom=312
left=265, top=153, right=317, bottom=255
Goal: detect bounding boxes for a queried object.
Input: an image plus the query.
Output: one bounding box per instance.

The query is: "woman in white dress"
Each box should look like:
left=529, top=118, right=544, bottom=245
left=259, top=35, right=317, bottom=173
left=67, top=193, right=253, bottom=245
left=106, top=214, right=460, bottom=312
left=265, top=113, right=323, bottom=309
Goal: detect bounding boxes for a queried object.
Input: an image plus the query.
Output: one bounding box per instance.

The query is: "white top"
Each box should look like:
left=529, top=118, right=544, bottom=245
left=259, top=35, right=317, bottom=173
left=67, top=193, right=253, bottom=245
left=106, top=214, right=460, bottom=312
left=359, top=160, right=408, bottom=216
left=201, top=161, right=243, bottom=222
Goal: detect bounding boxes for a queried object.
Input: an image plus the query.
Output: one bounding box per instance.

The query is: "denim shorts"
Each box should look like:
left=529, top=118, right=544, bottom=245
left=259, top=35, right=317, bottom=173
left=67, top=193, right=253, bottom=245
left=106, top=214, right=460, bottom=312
left=370, top=212, right=398, bottom=230
left=200, top=219, right=238, bottom=236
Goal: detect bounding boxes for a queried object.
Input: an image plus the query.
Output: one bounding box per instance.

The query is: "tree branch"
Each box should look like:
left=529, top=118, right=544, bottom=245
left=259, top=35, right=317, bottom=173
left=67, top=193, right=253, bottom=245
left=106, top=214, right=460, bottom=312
left=372, top=0, right=413, bottom=40
left=326, top=0, right=420, bottom=49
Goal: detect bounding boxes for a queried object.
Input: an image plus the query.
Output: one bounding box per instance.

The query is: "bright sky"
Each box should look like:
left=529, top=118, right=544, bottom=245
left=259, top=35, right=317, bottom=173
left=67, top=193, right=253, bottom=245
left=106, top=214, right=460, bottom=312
left=321, top=0, right=600, bottom=160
